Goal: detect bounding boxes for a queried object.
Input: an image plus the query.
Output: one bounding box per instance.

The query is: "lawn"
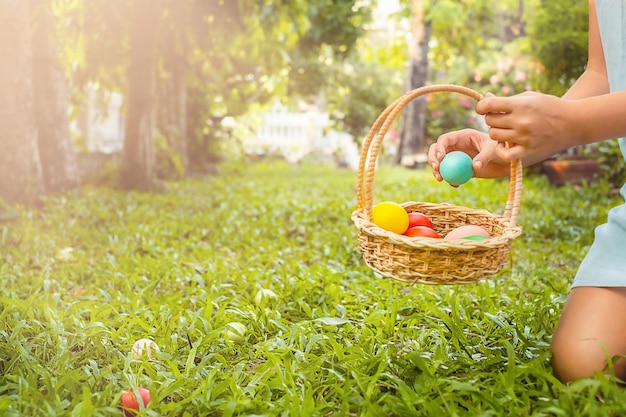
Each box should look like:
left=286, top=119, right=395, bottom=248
left=1, top=160, right=625, bottom=416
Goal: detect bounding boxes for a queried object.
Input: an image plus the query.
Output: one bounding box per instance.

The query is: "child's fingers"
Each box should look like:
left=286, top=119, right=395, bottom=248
left=494, top=142, right=524, bottom=162
left=428, top=143, right=444, bottom=181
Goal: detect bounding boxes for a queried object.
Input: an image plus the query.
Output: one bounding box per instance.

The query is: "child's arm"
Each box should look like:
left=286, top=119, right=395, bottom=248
left=477, top=0, right=626, bottom=163
left=562, top=0, right=609, bottom=101
left=429, top=0, right=621, bottom=180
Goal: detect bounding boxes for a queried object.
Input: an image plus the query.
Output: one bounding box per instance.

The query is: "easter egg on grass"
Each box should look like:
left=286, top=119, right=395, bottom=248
left=131, top=338, right=160, bottom=360
left=439, top=151, right=474, bottom=186
left=120, top=387, right=151, bottom=417
left=404, top=226, right=441, bottom=238
left=372, top=202, right=409, bottom=234
left=407, top=212, right=434, bottom=229
left=444, top=225, right=490, bottom=240
left=224, top=322, right=247, bottom=343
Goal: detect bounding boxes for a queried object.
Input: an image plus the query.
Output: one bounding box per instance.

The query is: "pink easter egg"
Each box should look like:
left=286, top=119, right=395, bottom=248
left=444, top=225, right=490, bottom=240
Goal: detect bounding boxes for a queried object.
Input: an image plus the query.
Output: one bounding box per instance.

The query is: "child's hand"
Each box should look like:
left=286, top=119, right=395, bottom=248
left=428, top=128, right=510, bottom=181
left=477, top=91, right=575, bottom=164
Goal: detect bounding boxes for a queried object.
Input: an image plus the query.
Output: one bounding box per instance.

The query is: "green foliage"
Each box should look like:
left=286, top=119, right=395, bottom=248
left=589, top=140, right=626, bottom=188
left=388, top=0, right=544, bottom=143
left=288, top=0, right=373, bottom=97
left=528, top=0, right=588, bottom=96
left=321, top=6, right=407, bottom=142
left=52, top=0, right=372, bottom=173
left=426, top=0, right=537, bottom=73
left=425, top=94, right=479, bottom=144
left=296, top=0, right=369, bottom=57
left=326, top=57, right=403, bottom=142
left=2, top=162, right=626, bottom=415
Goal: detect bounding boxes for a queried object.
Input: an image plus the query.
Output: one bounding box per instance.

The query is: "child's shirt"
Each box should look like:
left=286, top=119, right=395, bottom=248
left=596, top=0, right=626, bottom=161
left=572, top=0, right=626, bottom=287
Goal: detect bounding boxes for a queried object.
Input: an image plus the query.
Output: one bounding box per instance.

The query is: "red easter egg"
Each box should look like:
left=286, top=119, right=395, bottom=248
left=405, top=226, right=441, bottom=238
left=121, top=387, right=151, bottom=416
left=407, top=212, right=434, bottom=229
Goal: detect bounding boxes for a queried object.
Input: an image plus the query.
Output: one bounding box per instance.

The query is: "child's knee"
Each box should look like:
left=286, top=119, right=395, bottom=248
left=551, top=334, right=625, bottom=382
left=551, top=337, right=603, bottom=382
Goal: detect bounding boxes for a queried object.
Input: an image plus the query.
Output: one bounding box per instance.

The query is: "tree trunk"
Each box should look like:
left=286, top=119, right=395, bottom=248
left=119, top=0, right=160, bottom=191
left=157, top=4, right=189, bottom=179
left=396, top=0, right=432, bottom=166
left=31, top=0, right=80, bottom=194
left=186, top=85, right=214, bottom=173
left=0, top=0, right=44, bottom=205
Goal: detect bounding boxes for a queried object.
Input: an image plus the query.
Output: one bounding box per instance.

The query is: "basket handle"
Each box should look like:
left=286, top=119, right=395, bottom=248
left=356, top=84, right=523, bottom=228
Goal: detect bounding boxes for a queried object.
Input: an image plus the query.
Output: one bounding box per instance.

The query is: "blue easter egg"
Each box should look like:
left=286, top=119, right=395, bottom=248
left=439, top=151, right=474, bottom=186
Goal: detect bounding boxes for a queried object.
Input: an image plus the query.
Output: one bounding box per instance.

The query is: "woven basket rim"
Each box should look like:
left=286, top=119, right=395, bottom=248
left=352, top=206, right=522, bottom=251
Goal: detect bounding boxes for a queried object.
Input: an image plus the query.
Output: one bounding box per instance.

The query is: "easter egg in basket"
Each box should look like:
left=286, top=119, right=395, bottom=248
left=371, top=201, right=409, bottom=234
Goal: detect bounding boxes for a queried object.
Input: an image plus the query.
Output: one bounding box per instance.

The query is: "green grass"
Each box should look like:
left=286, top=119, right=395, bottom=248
left=1, top=160, right=625, bottom=416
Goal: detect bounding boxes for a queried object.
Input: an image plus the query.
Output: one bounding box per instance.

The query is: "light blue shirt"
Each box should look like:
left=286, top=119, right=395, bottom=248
left=572, top=0, right=626, bottom=287
left=595, top=0, right=626, bottom=160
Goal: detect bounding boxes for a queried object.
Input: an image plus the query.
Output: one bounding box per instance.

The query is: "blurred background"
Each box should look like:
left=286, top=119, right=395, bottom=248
left=2, top=0, right=611, bottom=206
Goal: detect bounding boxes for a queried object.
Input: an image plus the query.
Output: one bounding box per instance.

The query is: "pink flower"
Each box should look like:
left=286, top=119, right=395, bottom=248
left=490, top=74, right=500, bottom=84
left=501, top=85, right=511, bottom=94
left=515, top=71, right=526, bottom=81
left=497, top=59, right=511, bottom=74
left=457, top=97, right=473, bottom=109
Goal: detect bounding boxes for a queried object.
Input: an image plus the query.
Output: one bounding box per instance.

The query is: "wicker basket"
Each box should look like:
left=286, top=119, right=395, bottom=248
left=351, top=84, right=523, bottom=285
